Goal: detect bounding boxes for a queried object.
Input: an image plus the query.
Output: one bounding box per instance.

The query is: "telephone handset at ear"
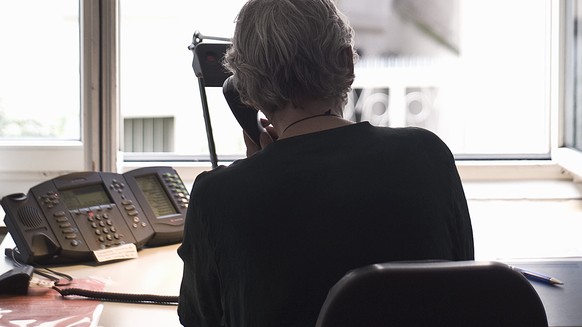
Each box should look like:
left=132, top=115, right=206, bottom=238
left=222, top=76, right=266, bottom=147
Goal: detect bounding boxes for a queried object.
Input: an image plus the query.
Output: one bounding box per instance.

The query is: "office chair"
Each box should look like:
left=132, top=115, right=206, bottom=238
left=316, top=261, right=548, bottom=327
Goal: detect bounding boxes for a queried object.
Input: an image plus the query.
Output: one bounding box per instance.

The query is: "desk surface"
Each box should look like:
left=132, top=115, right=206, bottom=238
left=1, top=236, right=582, bottom=327
left=506, top=259, right=582, bottom=327
left=0, top=235, right=183, bottom=327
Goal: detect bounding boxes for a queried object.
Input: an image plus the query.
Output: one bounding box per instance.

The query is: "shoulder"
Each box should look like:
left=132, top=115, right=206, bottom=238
left=190, top=159, right=257, bottom=200
left=189, top=166, right=226, bottom=204
left=367, top=125, right=452, bottom=152
left=371, top=124, right=442, bottom=140
left=403, top=127, right=450, bottom=150
left=191, top=165, right=229, bottom=194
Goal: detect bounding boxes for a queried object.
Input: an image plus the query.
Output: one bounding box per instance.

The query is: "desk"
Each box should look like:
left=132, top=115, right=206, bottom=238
left=505, top=259, right=582, bottom=327
left=0, top=235, right=183, bottom=327
left=1, top=235, right=582, bottom=327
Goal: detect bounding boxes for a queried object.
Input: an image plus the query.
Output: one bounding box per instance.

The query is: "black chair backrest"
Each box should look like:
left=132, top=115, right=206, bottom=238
left=316, top=261, right=548, bottom=327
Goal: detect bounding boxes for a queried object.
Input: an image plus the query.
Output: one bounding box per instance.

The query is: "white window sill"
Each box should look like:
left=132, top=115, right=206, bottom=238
left=122, top=158, right=582, bottom=201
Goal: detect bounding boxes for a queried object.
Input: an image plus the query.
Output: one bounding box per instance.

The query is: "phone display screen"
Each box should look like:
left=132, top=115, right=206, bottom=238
left=61, top=184, right=112, bottom=210
left=135, top=174, right=178, bottom=218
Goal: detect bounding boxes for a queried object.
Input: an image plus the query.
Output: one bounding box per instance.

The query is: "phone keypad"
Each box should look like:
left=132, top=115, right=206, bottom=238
left=84, top=207, right=126, bottom=249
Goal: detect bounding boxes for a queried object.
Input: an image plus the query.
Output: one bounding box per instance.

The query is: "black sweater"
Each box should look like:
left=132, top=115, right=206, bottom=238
left=178, top=122, right=474, bottom=327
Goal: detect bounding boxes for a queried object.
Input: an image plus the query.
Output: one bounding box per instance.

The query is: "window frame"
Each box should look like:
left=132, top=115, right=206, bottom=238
left=552, top=0, right=582, bottom=182
left=84, top=0, right=119, bottom=173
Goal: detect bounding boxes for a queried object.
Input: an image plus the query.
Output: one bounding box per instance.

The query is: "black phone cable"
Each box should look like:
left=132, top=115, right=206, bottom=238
left=6, top=247, right=72, bottom=286
left=52, top=285, right=179, bottom=305
left=7, top=247, right=178, bottom=305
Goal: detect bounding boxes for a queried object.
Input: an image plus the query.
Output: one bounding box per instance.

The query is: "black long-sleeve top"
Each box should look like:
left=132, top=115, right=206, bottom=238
left=178, top=122, right=474, bottom=327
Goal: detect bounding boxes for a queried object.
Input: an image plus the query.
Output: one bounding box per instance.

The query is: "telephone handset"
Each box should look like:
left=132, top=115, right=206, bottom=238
left=1, top=166, right=189, bottom=265
left=223, top=76, right=266, bottom=147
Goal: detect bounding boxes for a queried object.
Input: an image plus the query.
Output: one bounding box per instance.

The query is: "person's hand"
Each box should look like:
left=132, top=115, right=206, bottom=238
left=244, top=118, right=278, bottom=157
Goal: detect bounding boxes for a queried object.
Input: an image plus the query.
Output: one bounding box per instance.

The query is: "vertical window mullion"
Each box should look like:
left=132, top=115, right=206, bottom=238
left=81, top=0, right=118, bottom=172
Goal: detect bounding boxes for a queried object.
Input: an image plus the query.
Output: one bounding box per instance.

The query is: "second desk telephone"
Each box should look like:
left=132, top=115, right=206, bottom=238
left=1, top=166, right=189, bottom=265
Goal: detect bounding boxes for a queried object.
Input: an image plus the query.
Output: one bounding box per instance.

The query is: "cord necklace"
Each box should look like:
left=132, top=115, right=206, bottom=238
left=281, top=110, right=340, bottom=135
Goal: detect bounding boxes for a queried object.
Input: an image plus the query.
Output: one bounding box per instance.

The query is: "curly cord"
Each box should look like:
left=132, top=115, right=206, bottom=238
left=52, top=286, right=179, bottom=305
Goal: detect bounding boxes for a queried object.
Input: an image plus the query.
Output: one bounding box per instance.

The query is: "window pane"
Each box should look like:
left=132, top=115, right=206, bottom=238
left=340, top=0, right=550, bottom=157
left=0, top=0, right=80, bottom=140
left=120, top=0, right=247, bottom=159
left=120, top=0, right=550, bottom=161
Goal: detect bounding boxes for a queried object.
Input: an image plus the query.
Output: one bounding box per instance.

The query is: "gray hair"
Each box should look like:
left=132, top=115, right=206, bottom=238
left=223, top=0, right=357, bottom=113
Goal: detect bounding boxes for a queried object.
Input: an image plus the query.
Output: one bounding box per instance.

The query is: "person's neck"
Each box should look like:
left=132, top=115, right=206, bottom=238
left=268, top=100, right=353, bottom=139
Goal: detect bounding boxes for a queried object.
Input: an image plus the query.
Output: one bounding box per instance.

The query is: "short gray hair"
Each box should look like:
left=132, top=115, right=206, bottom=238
left=223, top=0, right=357, bottom=113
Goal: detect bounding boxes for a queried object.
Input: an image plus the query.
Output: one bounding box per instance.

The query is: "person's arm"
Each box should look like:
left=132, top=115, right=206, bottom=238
left=417, top=127, right=475, bottom=260
left=449, top=165, right=475, bottom=260
left=178, top=196, right=223, bottom=326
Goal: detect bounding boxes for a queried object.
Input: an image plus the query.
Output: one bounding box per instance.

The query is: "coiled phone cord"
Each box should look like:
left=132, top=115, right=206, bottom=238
left=52, top=286, right=179, bottom=305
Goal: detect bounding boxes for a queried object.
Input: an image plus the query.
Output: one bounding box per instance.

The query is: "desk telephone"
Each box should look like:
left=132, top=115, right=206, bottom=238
left=1, top=166, right=189, bottom=265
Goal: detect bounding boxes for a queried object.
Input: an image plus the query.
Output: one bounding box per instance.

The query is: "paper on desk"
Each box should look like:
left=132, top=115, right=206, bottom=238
left=93, top=243, right=138, bottom=263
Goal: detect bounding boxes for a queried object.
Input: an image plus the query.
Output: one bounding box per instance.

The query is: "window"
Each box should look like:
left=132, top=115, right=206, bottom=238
left=0, top=0, right=84, bottom=197
left=119, top=0, right=247, bottom=163
left=0, top=1, right=80, bottom=141
left=119, top=0, right=553, bottom=168
left=340, top=0, right=551, bottom=159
